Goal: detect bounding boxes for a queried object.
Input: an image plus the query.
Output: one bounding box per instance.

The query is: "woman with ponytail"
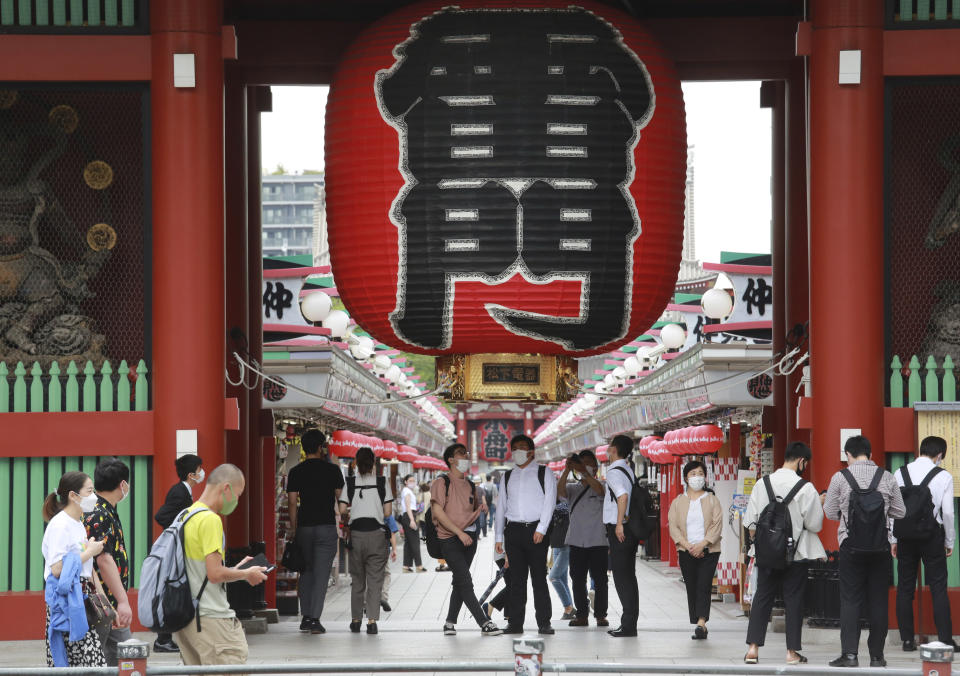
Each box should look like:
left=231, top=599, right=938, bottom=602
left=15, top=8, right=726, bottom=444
left=41, top=471, right=108, bottom=666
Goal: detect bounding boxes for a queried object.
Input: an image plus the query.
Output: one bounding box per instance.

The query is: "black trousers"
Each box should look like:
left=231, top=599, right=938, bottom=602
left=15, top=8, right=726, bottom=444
left=569, top=545, right=608, bottom=620
left=439, top=536, right=487, bottom=627
left=401, top=515, right=422, bottom=568
left=678, top=550, right=720, bottom=625
left=504, top=522, right=552, bottom=629
left=746, top=562, right=809, bottom=650
left=606, top=525, right=639, bottom=630
left=896, top=531, right=952, bottom=643
left=839, top=542, right=891, bottom=657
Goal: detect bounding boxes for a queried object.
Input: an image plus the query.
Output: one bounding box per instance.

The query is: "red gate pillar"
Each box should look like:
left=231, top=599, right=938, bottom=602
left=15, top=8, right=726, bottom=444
left=151, top=0, right=226, bottom=518
left=785, top=64, right=810, bottom=447
left=808, top=0, right=885, bottom=511
left=224, top=69, right=250, bottom=548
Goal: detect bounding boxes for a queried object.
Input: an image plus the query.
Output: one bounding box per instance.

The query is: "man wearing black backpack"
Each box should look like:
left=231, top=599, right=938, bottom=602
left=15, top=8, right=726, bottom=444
left=824, top=435, right=905, bottom=668
left=603, top=435, right=641, bottom=638
left=743, top=442, right=826, bottom=665
left=893, top=435, right=956, bottom=652
left=494, top=434, right=558, bottom=635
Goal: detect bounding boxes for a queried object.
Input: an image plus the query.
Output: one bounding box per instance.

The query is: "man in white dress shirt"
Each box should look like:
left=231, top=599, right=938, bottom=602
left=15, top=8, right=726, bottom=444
left=495, top=434, right=558, bottom=635
left=893, top=435, right=956, bottom=651
left=603, top=434, right=639, bottom=637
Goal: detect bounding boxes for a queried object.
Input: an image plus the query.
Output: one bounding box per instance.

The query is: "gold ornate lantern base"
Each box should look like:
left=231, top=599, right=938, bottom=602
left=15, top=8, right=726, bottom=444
left=436, top=353, right=580, bottom=403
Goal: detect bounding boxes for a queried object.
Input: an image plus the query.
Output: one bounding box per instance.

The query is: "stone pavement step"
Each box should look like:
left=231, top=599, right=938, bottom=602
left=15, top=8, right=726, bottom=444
left=0, top=534, right=935, bottom=671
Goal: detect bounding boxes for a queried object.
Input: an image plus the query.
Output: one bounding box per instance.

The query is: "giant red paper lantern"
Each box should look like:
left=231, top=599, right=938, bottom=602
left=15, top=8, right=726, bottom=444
left=326, top=1, right=686, bottom=356
left=595, top=445, right=609, bottom=462
left=397, top=445, right=421, bottom=463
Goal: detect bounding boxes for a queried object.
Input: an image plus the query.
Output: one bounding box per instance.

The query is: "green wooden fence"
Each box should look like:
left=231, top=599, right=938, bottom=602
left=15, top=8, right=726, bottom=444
left=0, top=359, right=149, bottom=413
left=889, top=354, right=956, bottom=408
left=0, top=455, right=152, bottom=592
left=0, top=0, right=137, bottom=27
left=894, top=0, right=960, bottom=21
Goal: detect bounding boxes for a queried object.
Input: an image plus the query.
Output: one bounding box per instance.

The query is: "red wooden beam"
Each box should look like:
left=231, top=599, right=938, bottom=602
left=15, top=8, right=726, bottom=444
left=884, top=29, right=960, bottom=77
left=0, top=411, right=153, bottom=456
left=0, top=35, right=151, bottom=81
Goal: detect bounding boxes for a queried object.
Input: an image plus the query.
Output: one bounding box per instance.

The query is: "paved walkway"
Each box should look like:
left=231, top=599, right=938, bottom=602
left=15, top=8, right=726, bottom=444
left=0, top=534, right=931, bottom=674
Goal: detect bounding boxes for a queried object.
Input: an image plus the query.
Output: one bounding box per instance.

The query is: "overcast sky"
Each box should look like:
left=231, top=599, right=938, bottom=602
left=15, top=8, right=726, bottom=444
left=260, top=82, right=772, bottom=263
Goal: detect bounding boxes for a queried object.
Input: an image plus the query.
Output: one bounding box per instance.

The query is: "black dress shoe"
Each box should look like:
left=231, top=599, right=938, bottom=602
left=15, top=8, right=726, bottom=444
left=902, top=639, right=917, bottom=652
left=310, top=620, right=326, bottom=634
left=607, top=627, right=638, bottom=638
left=692, top=625, right=708, bottom=640
left=349, top=620, right=361, bottom=633
left=299, top=616, right=314, bottom=632
left=502, top=625, right=524, bottom=634
left=538, top=625, right=555, bottom=635
left=153, top=639, right=180, bottom=653
left=870, top=656, right=886, bottom=668
left=380, top=600, right=392, bottom=612
left=828, top=654, right=859, bottom=668
left=366, top=621, right=378, bottom=635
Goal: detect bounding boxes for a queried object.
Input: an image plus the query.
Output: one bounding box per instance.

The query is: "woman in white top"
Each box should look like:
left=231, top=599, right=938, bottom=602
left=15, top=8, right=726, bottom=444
left=41, top=471, right=107, bottom=666
left=399, top=474, right=425, bottom=572
left=667, top=460, right=723, bottom=640
left=339, top=447, right=393, bottom=634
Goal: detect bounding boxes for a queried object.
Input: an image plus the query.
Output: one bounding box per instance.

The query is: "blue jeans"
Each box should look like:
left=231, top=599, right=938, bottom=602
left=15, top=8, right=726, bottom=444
left=549, top=545, right=573, bottom=608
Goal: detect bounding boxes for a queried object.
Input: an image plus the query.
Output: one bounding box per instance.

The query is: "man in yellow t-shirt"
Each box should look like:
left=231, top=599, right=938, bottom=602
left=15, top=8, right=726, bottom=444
left=173, top=463, right=268, bottom=667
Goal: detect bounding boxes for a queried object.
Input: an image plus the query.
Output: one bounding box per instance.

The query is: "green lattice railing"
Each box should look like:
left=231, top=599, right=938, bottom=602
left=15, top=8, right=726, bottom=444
left=0, top=359, right=149, bottom=413
left=891, top=0, right=960, bottom=22
left=0, top=0, right=142, bottom=30
left=0, top=455, right=151, bottom=592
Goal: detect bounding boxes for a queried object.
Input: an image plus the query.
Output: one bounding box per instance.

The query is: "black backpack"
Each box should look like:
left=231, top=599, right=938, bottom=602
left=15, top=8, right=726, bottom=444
left=346, top=475, right=386, bottom=504
left=841, top=467, right=889, bottom=553
left=422, top=475, right=477, bottom=558
left=609, top=466, right=653, bottom=541
left=893, top=466, right=945, bottom=541
left=753, top=475, right=807, bottom=570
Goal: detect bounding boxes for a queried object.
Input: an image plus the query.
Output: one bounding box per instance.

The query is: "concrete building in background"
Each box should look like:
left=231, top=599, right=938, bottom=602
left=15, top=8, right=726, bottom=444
left=261, top=174, right=325, bottom=258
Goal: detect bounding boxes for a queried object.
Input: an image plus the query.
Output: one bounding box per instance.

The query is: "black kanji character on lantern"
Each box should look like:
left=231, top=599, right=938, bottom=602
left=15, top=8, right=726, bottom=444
left=376, top=7, right=655, bottom=350
left=482, top=421, right=511, bottom=461
left=741, top=278, right=772, bottom=317
left=263, top=281, right=293, bottom=320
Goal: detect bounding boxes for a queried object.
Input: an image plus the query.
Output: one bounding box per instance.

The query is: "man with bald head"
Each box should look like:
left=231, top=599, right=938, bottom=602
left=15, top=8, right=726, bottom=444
left=173, top=463, right=268, bottom=668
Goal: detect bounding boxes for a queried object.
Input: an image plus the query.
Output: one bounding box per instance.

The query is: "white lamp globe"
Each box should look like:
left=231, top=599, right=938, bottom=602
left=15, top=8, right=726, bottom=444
left=636, top=346, right=652, bottom=360
left=349, top=336, right=375, bottom=361
left=385, top=364, right=402, bottom=383
left=372, top=354, right=391, bottom=373
left=594, top=382, right=607, bottom=395
left=623, top=356, right=640, bottom=377
left=660, top=323, right=686, bottom=349
left=603, top=373, right=617, bottom=388
left=322, top=309, right=350, bottom=338
left=583, top=393, right=598, bottom=406
left=612, top=366, right=627, bottom=381
left=300, top=291, right=332, bottom=323
left=702, top=287, right=734, bottom=319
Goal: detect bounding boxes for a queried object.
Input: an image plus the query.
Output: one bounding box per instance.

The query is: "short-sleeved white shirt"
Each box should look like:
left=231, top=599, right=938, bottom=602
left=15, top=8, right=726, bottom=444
left=42, top=510, right=94, bottom=580
left=603, top=460, right=634, bottom=525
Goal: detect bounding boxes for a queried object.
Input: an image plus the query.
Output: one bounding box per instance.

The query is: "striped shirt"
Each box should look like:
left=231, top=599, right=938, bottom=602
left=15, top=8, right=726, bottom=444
left=823, top=460, right=906, bottom=546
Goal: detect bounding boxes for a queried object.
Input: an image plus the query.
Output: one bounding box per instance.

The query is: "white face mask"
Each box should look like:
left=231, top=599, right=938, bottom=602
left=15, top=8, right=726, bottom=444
left=512, top=450, right=529, bottom=466
left=455, top=458, right=470, bottom=473
left=687, top=475, right=706, bottom=491
left=194, top=468, right=205, bottom=483
left=119, top=481, right=129, bottom=502
left=586, top=466, right=597, bottom=477
left=77, top=492, right=99, bottom=513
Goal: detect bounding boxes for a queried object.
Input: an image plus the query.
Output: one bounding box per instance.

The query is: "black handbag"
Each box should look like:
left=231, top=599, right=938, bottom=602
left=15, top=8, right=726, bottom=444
left=281, top=539, right=306, bottom=572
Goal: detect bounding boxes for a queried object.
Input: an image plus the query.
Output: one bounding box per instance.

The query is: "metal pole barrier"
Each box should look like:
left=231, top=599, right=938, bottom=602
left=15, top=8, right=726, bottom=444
left=513, top=636, right=544, bottom=676
left=920, top=641, right=954, bottom=676
left=116, top=638, right=149, bottom=676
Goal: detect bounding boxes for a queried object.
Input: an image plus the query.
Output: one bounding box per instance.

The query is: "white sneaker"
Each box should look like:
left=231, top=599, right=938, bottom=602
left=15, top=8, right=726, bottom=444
left=589, top=589, right=595, bottom=611
left=481, top=621, right=503, bottom=636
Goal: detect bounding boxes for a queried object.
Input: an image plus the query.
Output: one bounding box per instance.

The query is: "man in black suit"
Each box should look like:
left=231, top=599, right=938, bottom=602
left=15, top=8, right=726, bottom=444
left=152, top=453, right=204, bottom=653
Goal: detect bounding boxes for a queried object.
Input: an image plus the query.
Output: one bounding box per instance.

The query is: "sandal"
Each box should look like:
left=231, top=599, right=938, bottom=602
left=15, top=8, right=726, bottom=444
left=786, top=654, right=808, bottom=665
left=744, top=654, right=759, bottom=664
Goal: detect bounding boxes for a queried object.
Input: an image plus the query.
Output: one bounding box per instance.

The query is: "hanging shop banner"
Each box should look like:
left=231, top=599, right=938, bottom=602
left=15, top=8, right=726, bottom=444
left=326, top=0, right=686, bottom=357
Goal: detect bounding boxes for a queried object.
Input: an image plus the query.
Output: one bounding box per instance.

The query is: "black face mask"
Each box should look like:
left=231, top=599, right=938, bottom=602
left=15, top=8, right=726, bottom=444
left=797, top=461, right=807, bottom=475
